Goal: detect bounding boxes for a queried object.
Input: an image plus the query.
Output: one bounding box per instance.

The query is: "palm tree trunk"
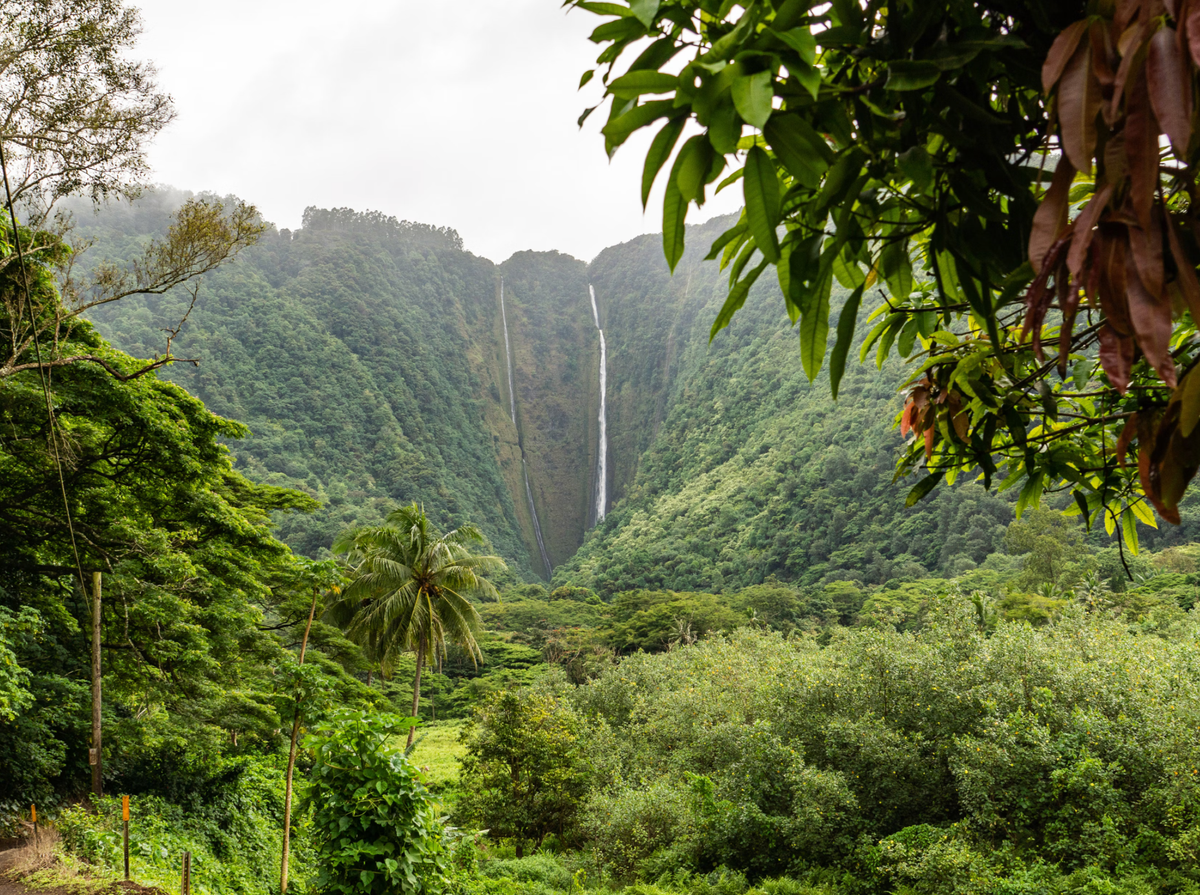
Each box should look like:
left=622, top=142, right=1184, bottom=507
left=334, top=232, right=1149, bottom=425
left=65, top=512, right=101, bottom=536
left=281, top=588, right=319, bottom=895
left=407, top=638, right=425, bottom=748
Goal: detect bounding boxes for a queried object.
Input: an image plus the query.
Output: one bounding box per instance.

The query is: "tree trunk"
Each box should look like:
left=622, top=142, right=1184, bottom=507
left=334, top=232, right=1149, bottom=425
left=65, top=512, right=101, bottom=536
left=91, top=571, right=102, bottom=798
left=407, top=639, right=425, bottom=748
left=281, top=588, right=319, bottom=895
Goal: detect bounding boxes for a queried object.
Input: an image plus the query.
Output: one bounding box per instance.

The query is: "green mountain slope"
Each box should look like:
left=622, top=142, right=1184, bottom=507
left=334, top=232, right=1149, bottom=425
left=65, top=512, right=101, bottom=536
left=75, top=191, right=1200, bottom=591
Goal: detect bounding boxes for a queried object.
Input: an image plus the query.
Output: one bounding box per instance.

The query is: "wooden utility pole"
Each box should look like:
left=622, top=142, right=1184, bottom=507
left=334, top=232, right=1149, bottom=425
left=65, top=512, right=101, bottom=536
left=91, top=571, right=102, bottom=797
left=280, top=587, right=319, bottom=895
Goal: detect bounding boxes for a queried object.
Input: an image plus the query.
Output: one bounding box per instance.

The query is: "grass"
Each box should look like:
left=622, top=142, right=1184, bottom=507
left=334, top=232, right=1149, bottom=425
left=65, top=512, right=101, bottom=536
left=407, top=720, right=467, bottom=790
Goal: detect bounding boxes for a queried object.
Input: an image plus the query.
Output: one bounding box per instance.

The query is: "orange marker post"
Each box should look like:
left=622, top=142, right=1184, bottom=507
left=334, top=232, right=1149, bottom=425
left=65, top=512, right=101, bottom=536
left=122, top=796, right=130, bottom=880
left=30, top=804, right=35, bottom=824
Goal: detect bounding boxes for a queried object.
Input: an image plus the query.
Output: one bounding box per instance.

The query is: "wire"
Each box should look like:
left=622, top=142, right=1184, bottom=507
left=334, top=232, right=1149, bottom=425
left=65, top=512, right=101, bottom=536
left=0, top=140, right=87, bottom=596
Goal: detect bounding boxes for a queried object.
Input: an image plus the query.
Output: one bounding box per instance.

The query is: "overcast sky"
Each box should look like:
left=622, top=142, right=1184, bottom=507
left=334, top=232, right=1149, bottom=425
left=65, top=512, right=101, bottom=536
left=132, top=0, right=741, bottom=264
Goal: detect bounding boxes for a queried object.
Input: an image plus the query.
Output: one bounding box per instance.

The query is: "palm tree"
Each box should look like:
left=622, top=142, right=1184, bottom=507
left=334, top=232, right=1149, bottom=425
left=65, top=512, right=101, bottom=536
left=329, top=503, right=506, bottom=745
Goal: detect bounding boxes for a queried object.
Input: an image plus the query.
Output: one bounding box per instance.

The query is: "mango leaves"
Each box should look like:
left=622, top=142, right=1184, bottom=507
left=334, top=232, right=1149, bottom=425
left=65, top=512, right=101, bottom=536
left=571, top=0, right=1200, bottom=540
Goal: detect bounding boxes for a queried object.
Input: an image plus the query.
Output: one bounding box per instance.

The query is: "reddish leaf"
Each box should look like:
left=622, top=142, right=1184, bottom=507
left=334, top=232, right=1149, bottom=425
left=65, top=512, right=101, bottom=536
left=1148, top=406, right=1191, bottom=523
left=1058, top=272, right=1083, bottom=375
left=1166, top=0, right=1180, bottom=19
left=1096, top=225, right=1134, bottom=335
left=1124, top=70, right=1160, bottom=230
left=1057, top=38, right=1103, bottom=173
left=1165, top=211, right=1200, bottom=319
left=1116, top=413, right=1138, bottom=467
left=1098, top=322, right=1135, bottom=393
left=1147, top=26, right=1193, bottom=155
left=1108, top=20, right=1150, bottom=122
left=924, top=425, right=936, bottom=460
left=1043, top=20, right=1090, bottom=94
left=1189, top=1, right=1200, bottom=66
left=1029, top=155, right=1076, bottom=269
left=1089, top=21, right=1116, bottom=88
left=900, top=399, right=918, bottom=437
left=1022, top=231, right=1073, bottom=355
left=1066, top=183, right=1113, bottom=281
left=1126, top=255, right=1178, bottom=387
left=1115, top=0, right=1142, bottom=35
left=1128, top=207, right=1164, bottom=298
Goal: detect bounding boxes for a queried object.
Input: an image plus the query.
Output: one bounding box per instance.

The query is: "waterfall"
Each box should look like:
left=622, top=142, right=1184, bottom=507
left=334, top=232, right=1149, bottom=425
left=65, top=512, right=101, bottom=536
left=589, top=285, right=608, bottom=523
left=523, top=459, right=552, bottom=576
left=500, top=275, right=552, bottom=577
left=500, top=277, right=517, bottom=425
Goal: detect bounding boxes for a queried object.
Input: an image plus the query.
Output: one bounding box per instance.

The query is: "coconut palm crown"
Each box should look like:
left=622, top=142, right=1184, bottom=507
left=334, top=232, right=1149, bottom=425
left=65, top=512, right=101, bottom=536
left=328, top=503, right=506, bottom=742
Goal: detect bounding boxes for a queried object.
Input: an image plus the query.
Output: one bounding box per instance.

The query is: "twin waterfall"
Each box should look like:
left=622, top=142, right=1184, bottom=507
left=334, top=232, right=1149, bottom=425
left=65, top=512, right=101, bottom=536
left=589, top=285, right=608, bottom=523
left=500, top=277, right=552, bottom=577
left=498, top=278, right=609, bottom=578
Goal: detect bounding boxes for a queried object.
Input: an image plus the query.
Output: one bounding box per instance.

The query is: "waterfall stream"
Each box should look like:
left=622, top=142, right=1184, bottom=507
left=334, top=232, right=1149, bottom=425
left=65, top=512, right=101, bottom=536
left=523, top=459, right=552, bottom=577
left=499, top=276, right=552, bottom=577
left=589, top=285, right=608, bottom=523
left=500, top=277, right=517, bottom=425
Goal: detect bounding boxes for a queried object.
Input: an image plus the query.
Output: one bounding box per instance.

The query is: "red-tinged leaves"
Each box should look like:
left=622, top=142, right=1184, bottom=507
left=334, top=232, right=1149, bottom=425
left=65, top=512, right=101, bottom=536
left=924, top=425, right=936, bottom=460
left=1066, top=183, right=1113, bottom=281
left=1115, top=0, right=1141, bottom=37
left=1165, top=212, right=1200, bottom=319
left=1126, top=263, right=1178, bottom=387
left=1146, top=402, right=1200, bottom=523
left=1128, top=209, right=1164, bottom=298
left=1089, top=21, right=1116, bottom=88
left=1043, top=19, right=1090, bottom=93
left=1116, top=413, right=1138, bottom=467
left=1124, top=71, right=1160, bottom=230
left=1022, top=230, right=1073, bottom=357
left=1189, top=1, right=1200, bottom=65
left=1029, top=155, right=1076, bottom=269
left=1098, top=322, right=1135, bottom=393
left=1057, top=38, right=1102, bottom=173
left=1109, top=20, right=1151, bottom=121
left=1147, top=26, right=1193, bottom=155
left=1096, top=226, right=1134, bottom=335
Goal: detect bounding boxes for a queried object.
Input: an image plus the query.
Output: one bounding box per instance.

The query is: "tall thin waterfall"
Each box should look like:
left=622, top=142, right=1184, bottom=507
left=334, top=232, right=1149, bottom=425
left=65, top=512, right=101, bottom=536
left=500, top=276, right=552, bottom=577
left=589, top=285, right=608, bottom=523
left=500, top=277, right=517, bottom=425
left=523, top=459, right=552, bottom=576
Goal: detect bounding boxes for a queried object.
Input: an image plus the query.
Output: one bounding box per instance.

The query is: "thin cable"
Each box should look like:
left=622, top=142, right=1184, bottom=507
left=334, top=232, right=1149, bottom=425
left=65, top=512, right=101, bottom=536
left=0, top=140, right=87, bottom=594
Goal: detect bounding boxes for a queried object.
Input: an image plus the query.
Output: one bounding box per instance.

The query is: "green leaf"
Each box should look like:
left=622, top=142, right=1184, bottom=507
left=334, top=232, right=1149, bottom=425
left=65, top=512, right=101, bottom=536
left=897, top=145, right=934, bottom=193
left=743, top=146, right=781, bottom=262
left=906, top=471, right=944, bottom=506
left=1122, top=507, right=1140, bottom=555
left=608, top=70, right=678, bottom=99
left=763, top=115, right=831, bottom=187
left=885, top=60, right=942, bottom=91
left=710, top=258, right=769, bottom=340
left=629, top=0, right=660, bottom=27
left=799, top=273, right=832, bottom=380
left=674, top=135, right=715, bottom=203
left=731, top=70, right=774, bottom=129
left=880, top=240, right=913, bottom=301
left=830, top=284, right=864, bottom=399
left=575, top=2, right=631, bottom=14
left=663, top=178, right=687, bottom=272
left=601, top=99, right=675, bottom=151
left=770, top=27, right=817, bottom=65
left=832, top=248, right=865, bottom=289
left=579, top=69, right=595, bottom=89
left=642, top=117, right=686, bottom=208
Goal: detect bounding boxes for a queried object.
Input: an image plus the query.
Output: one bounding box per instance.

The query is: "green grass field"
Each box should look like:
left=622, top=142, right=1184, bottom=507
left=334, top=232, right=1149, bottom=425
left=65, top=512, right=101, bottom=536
left=406, top=720, right=467, bottom=791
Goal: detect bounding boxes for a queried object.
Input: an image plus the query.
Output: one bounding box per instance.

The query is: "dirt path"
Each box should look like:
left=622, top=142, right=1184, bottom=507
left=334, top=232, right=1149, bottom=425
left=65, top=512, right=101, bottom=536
left=0, top=845, right=163, bottom=895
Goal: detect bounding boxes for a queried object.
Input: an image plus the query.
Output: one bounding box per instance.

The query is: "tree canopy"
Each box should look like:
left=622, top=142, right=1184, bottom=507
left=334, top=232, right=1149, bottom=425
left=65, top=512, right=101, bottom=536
left=570, top=0, right=1200, bottom=548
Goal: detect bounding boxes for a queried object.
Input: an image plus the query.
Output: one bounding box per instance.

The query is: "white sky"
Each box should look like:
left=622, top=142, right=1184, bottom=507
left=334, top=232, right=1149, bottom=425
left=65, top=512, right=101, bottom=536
left=132, top=0, right=742, bottom=264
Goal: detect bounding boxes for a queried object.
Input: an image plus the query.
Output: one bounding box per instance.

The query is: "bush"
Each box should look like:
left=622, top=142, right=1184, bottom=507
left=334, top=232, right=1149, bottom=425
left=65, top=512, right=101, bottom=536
left=306, top=710, right=447, bottom=895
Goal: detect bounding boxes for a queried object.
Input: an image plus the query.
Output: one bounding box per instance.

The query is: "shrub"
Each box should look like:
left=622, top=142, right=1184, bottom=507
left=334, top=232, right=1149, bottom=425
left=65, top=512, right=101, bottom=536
left=306, top=710, right=447, bottom=895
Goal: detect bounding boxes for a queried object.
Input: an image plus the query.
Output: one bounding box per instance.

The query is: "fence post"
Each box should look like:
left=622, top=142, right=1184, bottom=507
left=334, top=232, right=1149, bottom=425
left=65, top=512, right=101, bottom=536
left=181, top=851, right=191, bottom=895
left=122, top=795, right=130, bottom=880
